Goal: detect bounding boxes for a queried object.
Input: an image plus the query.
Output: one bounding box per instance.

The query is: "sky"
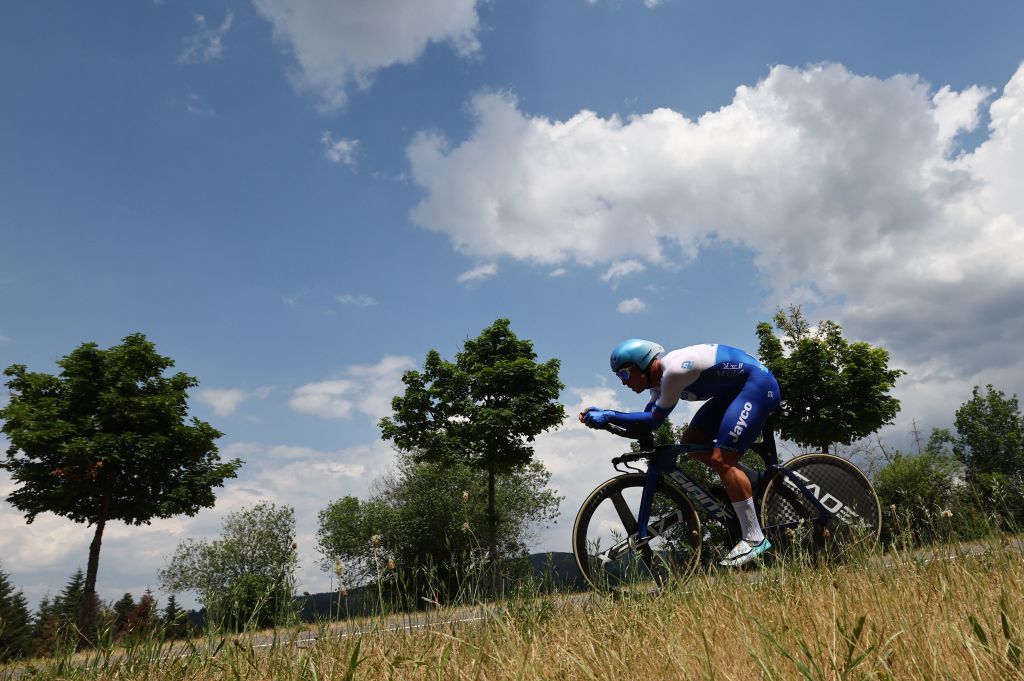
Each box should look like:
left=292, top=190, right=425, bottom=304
left=2, top=0, right=1024, bottom=611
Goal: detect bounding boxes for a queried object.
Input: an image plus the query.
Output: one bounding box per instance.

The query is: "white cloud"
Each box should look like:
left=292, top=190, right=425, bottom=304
left=250, top=0, right=482, bottom=111
left=335, top=293, right=377, bottom=306
left=549, top=268, right=567, bottom=277
left=321, top=132, right=360, bottom=166
left=184, top=93, right=215, bottom=116
left=290, top=355, right=416, bottom=420
left=457, top=262, right=498, bottom=283
left=601, top=259, right=647, bottom=283
left=407, top=63, right=1024, bottom=416
left=196, top=387, right=273, bottom=417
left=616, top=297, right=647, bottom=314
left=178, top=10, right=234, bottom=64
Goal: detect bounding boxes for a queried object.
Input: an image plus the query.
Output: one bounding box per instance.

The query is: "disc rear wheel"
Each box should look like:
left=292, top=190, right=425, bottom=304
left=761, top=453, right=881, bottom=563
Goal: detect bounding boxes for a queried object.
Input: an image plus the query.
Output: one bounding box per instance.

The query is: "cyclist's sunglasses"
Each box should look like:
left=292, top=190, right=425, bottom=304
left=615, top=366, right=635, bottom=382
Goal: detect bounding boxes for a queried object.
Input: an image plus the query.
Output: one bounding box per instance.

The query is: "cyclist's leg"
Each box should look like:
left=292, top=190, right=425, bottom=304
left=715, top=375, right=781, bottom=564
left=714, top=373, right=780, bottom=493
left=684, top=390, right=754, bottom=501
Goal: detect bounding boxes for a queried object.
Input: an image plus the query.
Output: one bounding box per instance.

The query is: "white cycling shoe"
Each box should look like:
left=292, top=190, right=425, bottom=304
left=719, top=538, right=772, bottom=567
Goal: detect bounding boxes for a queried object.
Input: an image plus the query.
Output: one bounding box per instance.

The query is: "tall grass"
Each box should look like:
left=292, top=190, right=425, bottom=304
left=5, top=532, right=1024, bottom=680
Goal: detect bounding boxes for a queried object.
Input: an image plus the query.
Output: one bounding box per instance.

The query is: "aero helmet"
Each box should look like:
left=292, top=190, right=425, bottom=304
left=609, top=339, right=665, bottom=372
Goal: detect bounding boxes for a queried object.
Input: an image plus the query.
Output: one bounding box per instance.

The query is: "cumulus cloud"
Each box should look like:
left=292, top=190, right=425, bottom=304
left=457, top=262, right=498, bottom=283
left=321, top=132, right=360, bottom=166
left=196, top=387, right=273, bottom=417
left=290, top=355, right=416, bottom=420
left=178, top=10, right=234, bottom=64
left=250, top=0, right=482, bottom=110
left=408, top=63, right=1024, bottom=424
left=616, top=297, right=647, bottom=314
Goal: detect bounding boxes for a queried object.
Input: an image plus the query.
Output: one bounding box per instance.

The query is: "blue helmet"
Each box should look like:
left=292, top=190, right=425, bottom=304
left=610, top=339, right=665, bottom=372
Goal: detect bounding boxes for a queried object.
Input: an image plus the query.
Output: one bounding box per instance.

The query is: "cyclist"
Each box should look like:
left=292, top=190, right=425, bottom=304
left=579, top=339, right=781, bottom=567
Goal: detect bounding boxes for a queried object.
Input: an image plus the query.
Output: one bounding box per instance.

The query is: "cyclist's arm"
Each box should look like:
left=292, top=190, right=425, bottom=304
left=600, top=404, right=674, bottom=431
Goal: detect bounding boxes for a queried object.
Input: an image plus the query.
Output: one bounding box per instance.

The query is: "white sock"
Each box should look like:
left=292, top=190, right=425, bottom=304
left=732, top=497, right=765, bottom=544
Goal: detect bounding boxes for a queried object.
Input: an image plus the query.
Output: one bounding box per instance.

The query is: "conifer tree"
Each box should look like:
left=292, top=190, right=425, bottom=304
left=112, top=593, right=136, bottom=638
left=0, top=565, right=33, bottom=662
left=161, top=594, right=188, bottom=639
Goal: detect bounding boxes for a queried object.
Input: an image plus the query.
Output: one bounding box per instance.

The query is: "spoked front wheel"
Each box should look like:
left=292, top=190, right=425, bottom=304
left=572, top=473, right=702, bottom=591
left=761, top=453, right=882, bottom=563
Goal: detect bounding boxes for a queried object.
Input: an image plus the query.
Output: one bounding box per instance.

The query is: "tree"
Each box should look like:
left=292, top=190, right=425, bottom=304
left=0, top=564, right=33, bottom=662
left=127, top=590, right=157, bottom=639
left=873, top=439, right=959, bottom=543
left=161, top=593, right=189, bottom=639
left=756, top=306, right=905, bottom=453
left=0, top=333, right=241, bottom=634
left=317, top=455, right=561, bottom=602
left=111, top=592, right=136, bottom=638
left=32, top=596, right=61, bottom=658
left=379, top=319, right=565, bottom=592
left=159, top=502, right=298, bottom=630
left=950, top=385, right=1024, bottom=481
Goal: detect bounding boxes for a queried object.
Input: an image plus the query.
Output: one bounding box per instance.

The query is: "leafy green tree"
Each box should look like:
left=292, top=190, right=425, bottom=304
left=0, top=333, right=241, bottom=632
left=756, top=306, right=905, bottom=453
left=950, top=385, right=1024, bottom=481
left=317, top=456, right=561, bottom=601
left=159, top=502, right=298, bottom=630
left=872, top=446, right=958, bottom=520
left=0, top=564, right=33, bottom=662
left=379, top=319, right=565, bottom=592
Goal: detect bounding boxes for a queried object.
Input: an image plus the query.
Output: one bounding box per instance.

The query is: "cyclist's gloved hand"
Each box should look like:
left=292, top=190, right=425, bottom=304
left=583, top=408, right=614, bottom=429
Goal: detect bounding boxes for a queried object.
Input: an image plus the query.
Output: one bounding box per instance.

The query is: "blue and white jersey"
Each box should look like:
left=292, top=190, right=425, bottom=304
left=651, top=344, right=772, bottom=410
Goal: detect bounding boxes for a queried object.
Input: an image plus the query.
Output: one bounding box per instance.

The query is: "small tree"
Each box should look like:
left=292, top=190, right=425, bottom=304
left=159, top=502, right=298, bottom=631
left=0, top=333, right=242, bottom=634
left=0, top=564, right=33, bottom=662
left=127, top=590, right=157, bottom=639
left=950, top=385, right=1024, bottom=481
left=161, top=594, right=189, bottom=639
left=111, top=593, right=136, bottom=638
left=756, top=306, right=905, bottom=453
left=317, top=456, right=561, bottom=602
left=380, top=319, right=565, bottom=593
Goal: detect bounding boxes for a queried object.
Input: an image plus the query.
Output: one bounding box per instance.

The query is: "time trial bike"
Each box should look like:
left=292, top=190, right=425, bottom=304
left=572, top=419, right=882, bottom=590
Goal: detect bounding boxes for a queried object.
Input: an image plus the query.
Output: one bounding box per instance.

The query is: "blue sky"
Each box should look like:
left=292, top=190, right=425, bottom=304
left=2, top=0, right=1024, bottom=609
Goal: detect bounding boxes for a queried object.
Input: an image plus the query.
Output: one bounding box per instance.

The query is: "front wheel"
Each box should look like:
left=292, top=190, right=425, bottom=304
left=572, top=473, right=702, bottom=591
left=761, top=453, right=882, bottom=563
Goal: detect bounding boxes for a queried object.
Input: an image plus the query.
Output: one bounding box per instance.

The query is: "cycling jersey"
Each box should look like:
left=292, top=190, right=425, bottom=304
left=601, top=344, right=781, bottom=453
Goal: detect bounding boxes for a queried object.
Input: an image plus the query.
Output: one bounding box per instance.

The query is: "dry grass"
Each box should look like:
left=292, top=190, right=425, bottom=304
left=7, top=539, right=1024, bottom=680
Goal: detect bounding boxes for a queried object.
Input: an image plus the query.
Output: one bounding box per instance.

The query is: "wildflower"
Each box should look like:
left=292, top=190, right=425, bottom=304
left=371, top=534, right=382, bottom=547
left=334, top=560, right=345, bottom=577
left=462, top=522, right=470, bottom=531
left=462, top=490, right=469, bottom=503
left=941, top=509, right=953, bottom=518
left=387, top=558, right=396, bottom=571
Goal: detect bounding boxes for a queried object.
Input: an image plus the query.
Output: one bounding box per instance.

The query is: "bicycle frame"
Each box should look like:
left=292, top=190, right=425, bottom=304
left=628, top=442, right=837, bottom=543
